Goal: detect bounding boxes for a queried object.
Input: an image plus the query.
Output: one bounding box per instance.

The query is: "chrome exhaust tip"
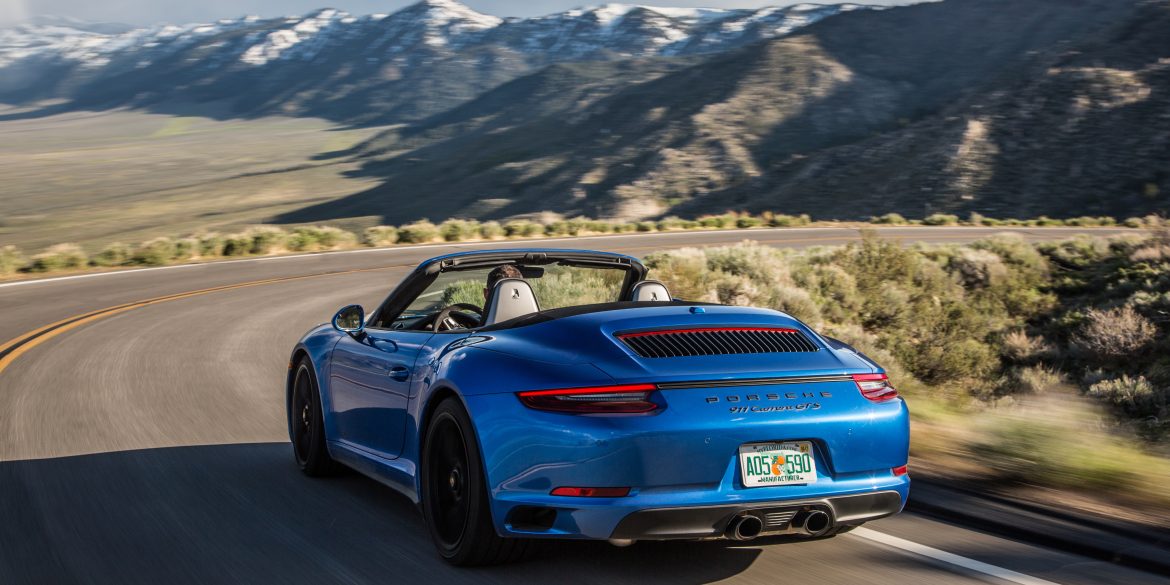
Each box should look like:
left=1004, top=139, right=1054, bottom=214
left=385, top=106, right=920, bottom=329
left=726, top=514, right=764, bottom=541
left=794, top=509, right=833, bottom=537
left=608, top=538, right=636, bottom=547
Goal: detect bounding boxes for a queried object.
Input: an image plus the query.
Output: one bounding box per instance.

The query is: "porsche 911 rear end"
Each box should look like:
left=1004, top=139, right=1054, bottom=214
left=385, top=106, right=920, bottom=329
left=460, top=304, right=910, bottom=544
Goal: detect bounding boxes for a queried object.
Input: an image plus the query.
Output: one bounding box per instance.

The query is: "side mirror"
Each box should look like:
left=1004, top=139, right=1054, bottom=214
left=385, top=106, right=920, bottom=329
left=332, top=304, right=365, bottom=334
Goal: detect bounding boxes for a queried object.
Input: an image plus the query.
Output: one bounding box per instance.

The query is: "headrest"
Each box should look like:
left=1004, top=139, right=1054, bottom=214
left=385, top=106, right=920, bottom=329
left=483, top=278, right=540, bottom=326
left=629, top=280, right=671, bottom=302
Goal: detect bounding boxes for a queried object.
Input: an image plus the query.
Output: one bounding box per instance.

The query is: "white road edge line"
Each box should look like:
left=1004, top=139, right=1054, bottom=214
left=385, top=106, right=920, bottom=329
left=850, top=527, right=1064, bottom=585
left=0, top=226, right=1113, bottom=290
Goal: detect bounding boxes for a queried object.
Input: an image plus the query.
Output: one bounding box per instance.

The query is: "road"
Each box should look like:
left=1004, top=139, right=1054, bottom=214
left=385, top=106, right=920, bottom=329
left=1, top=227, right=1163, bottom=585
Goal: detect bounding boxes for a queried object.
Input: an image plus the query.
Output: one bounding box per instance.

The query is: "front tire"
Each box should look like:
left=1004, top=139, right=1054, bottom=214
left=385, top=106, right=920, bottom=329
left=421, top=397, right=532, bottom=566
left=289, top=358, right=337, bottom=476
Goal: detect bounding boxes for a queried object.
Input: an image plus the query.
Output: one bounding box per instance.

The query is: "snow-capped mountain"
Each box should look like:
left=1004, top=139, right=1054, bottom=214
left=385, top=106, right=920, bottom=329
left=0, top=0, right=873, bottom=123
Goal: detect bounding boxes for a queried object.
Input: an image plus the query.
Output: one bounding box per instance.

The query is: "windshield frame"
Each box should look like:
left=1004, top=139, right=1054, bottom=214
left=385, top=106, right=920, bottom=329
left=366, top=250, right=646, bottom=330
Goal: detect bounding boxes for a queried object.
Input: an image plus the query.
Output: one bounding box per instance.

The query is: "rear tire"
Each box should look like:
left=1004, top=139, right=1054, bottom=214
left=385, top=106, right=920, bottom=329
left=289, top=359, right=337, bottom=476
left=421, top=397, right=532, bottom=566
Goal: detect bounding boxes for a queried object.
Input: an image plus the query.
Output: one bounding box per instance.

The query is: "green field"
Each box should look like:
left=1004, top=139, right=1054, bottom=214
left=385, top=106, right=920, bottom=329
left=0, top=106, right=388, bottom=251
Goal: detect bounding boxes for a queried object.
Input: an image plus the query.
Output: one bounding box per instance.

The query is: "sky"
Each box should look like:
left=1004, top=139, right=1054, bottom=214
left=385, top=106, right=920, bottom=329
left=2, top=0, right=919, bottom=27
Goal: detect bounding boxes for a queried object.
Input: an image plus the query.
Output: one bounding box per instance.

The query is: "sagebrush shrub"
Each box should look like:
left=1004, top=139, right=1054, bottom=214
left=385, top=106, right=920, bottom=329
left=1073, top=306, right=1157, bottom=361
left=439, top=219, right=480, bottom=242
left=397, top=221, right=440, bottom=244
left=479, top=221, right=504, bottom=239
left=132, top=238, right=177, bottom=265
left=361, top=226, right=399, bottom=247
left=92, top=242, right=131, bottom=267
left=1088, top=375, right=1163, bottom=418
left=0, top=245, right=26, bottom=275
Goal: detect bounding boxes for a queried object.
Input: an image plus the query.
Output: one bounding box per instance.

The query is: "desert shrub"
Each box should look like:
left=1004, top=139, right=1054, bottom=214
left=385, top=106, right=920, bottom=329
left=765, top=284, right=822, bottom=324
left=578, top=219, right=613, bottom=234
left=92, top=242, right=131, bottom=267
left=657, top=217, right=686, bottom=231
left=1, top=245, right=26, bottom=275
left=248, top=226, right=286, bottom=254
left=735, top=216, right=763, bottom=229
left=698, top=213, right=735, bottom=229
left=439, top=219, right=480, bottom=242
left=199, top=234, right=226, bottom=257
left=26, top=243, right=88, bottom=272
left=924, top=213, right=960, bottom=226
left=1088, top=375, right=1163, bottom=419
left=131, top=238, right=177, bottom=266
left=397, top=220, right=440, bottom=244
left=173, top=238, right=199, bottom=261
left=479, top=221, right=504, bottom=239
left=361, top=226, right=399, bottom=247
left=503, top=220, right=543, bottom=238
left=1123, top=217, right=1146, bottom=228
left=948, top=248, right=1009, bottom=289
left=221, top=233, right=253, bottom=256
left=769, top=214, right=812, bottom=227
left=636, top=221, right=657, bottom=232
left=614, top=222, right=640, bottom=233
left=315, top=226, right=355, bottom=249
left=705, top=242, right=791, bottom=284
left=544, top=221, right=571, bottom=237
left=1012, top=365, right=1064, bottom=394
left=643, top=248, right=710, bottom=300
left=1001, top=330, right=1054, bottom=363
left=1073, top=306, right=1157, bottom=361
left=871, top=213, right=908, bottom=225
left=1035, top=216, right=1065, bottom=227
left=966, top=212, right=986, bottom=226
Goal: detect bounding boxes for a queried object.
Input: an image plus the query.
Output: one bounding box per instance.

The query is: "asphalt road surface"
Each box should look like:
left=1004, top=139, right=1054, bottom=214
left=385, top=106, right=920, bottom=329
left=2, top=227, right=1164, bottom=585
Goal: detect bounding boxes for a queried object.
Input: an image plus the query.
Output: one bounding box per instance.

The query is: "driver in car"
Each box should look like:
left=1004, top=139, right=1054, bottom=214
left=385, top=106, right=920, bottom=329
left=484, top=264, right=524, bottom=303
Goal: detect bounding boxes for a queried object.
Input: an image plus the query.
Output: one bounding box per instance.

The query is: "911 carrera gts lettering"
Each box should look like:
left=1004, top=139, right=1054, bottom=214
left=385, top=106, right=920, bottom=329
left=729, top=403, right=821, bottom=414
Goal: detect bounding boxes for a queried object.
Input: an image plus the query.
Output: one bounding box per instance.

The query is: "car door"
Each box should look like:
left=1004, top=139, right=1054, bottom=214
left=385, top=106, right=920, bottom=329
left=329, top=328, right=432, bottom=460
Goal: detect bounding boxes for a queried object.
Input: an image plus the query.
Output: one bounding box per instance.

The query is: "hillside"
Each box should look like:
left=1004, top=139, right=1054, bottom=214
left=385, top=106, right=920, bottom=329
left=278, top=0, right=1167, bottom=225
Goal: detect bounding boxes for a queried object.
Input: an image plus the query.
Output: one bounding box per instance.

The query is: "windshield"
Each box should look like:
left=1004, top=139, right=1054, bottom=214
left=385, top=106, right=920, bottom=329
left=394, top=263, right=628, bottom=326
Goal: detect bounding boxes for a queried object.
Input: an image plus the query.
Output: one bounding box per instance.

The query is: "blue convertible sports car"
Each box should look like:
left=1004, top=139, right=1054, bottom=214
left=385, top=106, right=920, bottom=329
left=287, top=249, right=909, bottom=565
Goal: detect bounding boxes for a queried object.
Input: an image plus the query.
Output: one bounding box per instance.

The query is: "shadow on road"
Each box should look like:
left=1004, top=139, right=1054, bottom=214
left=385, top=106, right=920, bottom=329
left=0, top=443, right=762, bottom=584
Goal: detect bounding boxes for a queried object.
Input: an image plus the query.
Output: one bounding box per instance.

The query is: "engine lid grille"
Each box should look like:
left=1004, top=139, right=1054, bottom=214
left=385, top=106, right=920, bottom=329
left=617, top=327, right=819, bottom=358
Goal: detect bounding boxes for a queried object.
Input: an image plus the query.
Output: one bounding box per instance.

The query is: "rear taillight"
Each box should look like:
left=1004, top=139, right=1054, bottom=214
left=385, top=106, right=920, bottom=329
left=517, top=383, right=658, bottom=414
left=892, top=465, right=909, bottom=477
left=550, top=486, right=631, bottom=497
left=853, top=373, right=898, bottom=402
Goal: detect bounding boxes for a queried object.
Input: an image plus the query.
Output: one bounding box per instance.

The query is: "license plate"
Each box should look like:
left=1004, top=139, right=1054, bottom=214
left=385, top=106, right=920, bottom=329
left=739, top=442, right=818, bottom=487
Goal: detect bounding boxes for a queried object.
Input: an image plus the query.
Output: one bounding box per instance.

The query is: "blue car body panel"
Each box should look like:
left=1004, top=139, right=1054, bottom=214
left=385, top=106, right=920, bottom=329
left=288, top=249, right=910, bottom=540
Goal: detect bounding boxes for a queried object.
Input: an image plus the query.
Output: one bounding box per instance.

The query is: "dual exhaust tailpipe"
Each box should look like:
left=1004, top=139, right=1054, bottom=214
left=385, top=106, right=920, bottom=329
left=725, top=509, right=833, bottom=541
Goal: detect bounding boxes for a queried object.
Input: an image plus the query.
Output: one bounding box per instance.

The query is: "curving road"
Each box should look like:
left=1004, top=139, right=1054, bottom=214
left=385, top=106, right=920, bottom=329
left=1, top=227, right=1163, bottom=585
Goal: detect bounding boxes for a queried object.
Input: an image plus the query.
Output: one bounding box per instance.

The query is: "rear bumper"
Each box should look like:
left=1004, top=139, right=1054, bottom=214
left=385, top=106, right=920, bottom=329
left=610, top=490, right=904, bottom=540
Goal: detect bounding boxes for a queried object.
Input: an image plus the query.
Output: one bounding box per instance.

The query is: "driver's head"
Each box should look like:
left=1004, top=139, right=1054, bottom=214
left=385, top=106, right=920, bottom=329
left=484, top=264, right=523, bottom=302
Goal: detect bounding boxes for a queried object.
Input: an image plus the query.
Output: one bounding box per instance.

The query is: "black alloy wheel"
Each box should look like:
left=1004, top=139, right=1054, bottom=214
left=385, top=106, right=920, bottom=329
left=421, top=398, right=533, bottom=565
left=289, top=359, right=336, bottom=476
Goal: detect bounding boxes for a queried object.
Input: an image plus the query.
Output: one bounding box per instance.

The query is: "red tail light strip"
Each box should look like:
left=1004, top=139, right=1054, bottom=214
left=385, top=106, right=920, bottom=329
left=550, top=487, right=631, bottom=497
left=517, top=384, right=659, bottom=413
left=617, top=327, right=799, bottom=339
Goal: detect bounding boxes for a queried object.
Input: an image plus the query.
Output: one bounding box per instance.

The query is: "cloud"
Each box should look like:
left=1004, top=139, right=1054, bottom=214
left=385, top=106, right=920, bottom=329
left=0, top=0, right=29, bottom=26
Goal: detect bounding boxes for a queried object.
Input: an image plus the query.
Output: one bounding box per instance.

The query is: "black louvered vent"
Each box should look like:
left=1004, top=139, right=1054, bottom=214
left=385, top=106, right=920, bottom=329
left=617, top=327, right=819, bottom=358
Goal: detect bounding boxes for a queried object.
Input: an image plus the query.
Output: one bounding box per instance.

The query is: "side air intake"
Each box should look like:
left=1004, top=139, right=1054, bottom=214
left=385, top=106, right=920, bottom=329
left=617, top=327, right=819, bottom=358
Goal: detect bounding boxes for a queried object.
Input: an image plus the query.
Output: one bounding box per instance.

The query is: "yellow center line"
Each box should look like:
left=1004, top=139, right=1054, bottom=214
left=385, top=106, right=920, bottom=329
left=0, top=265, right=408, bottom=376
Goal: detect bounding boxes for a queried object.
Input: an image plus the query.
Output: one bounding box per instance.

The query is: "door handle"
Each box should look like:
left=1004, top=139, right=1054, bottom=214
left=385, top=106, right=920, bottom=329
left=388, top=366, right=410, bottom=381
